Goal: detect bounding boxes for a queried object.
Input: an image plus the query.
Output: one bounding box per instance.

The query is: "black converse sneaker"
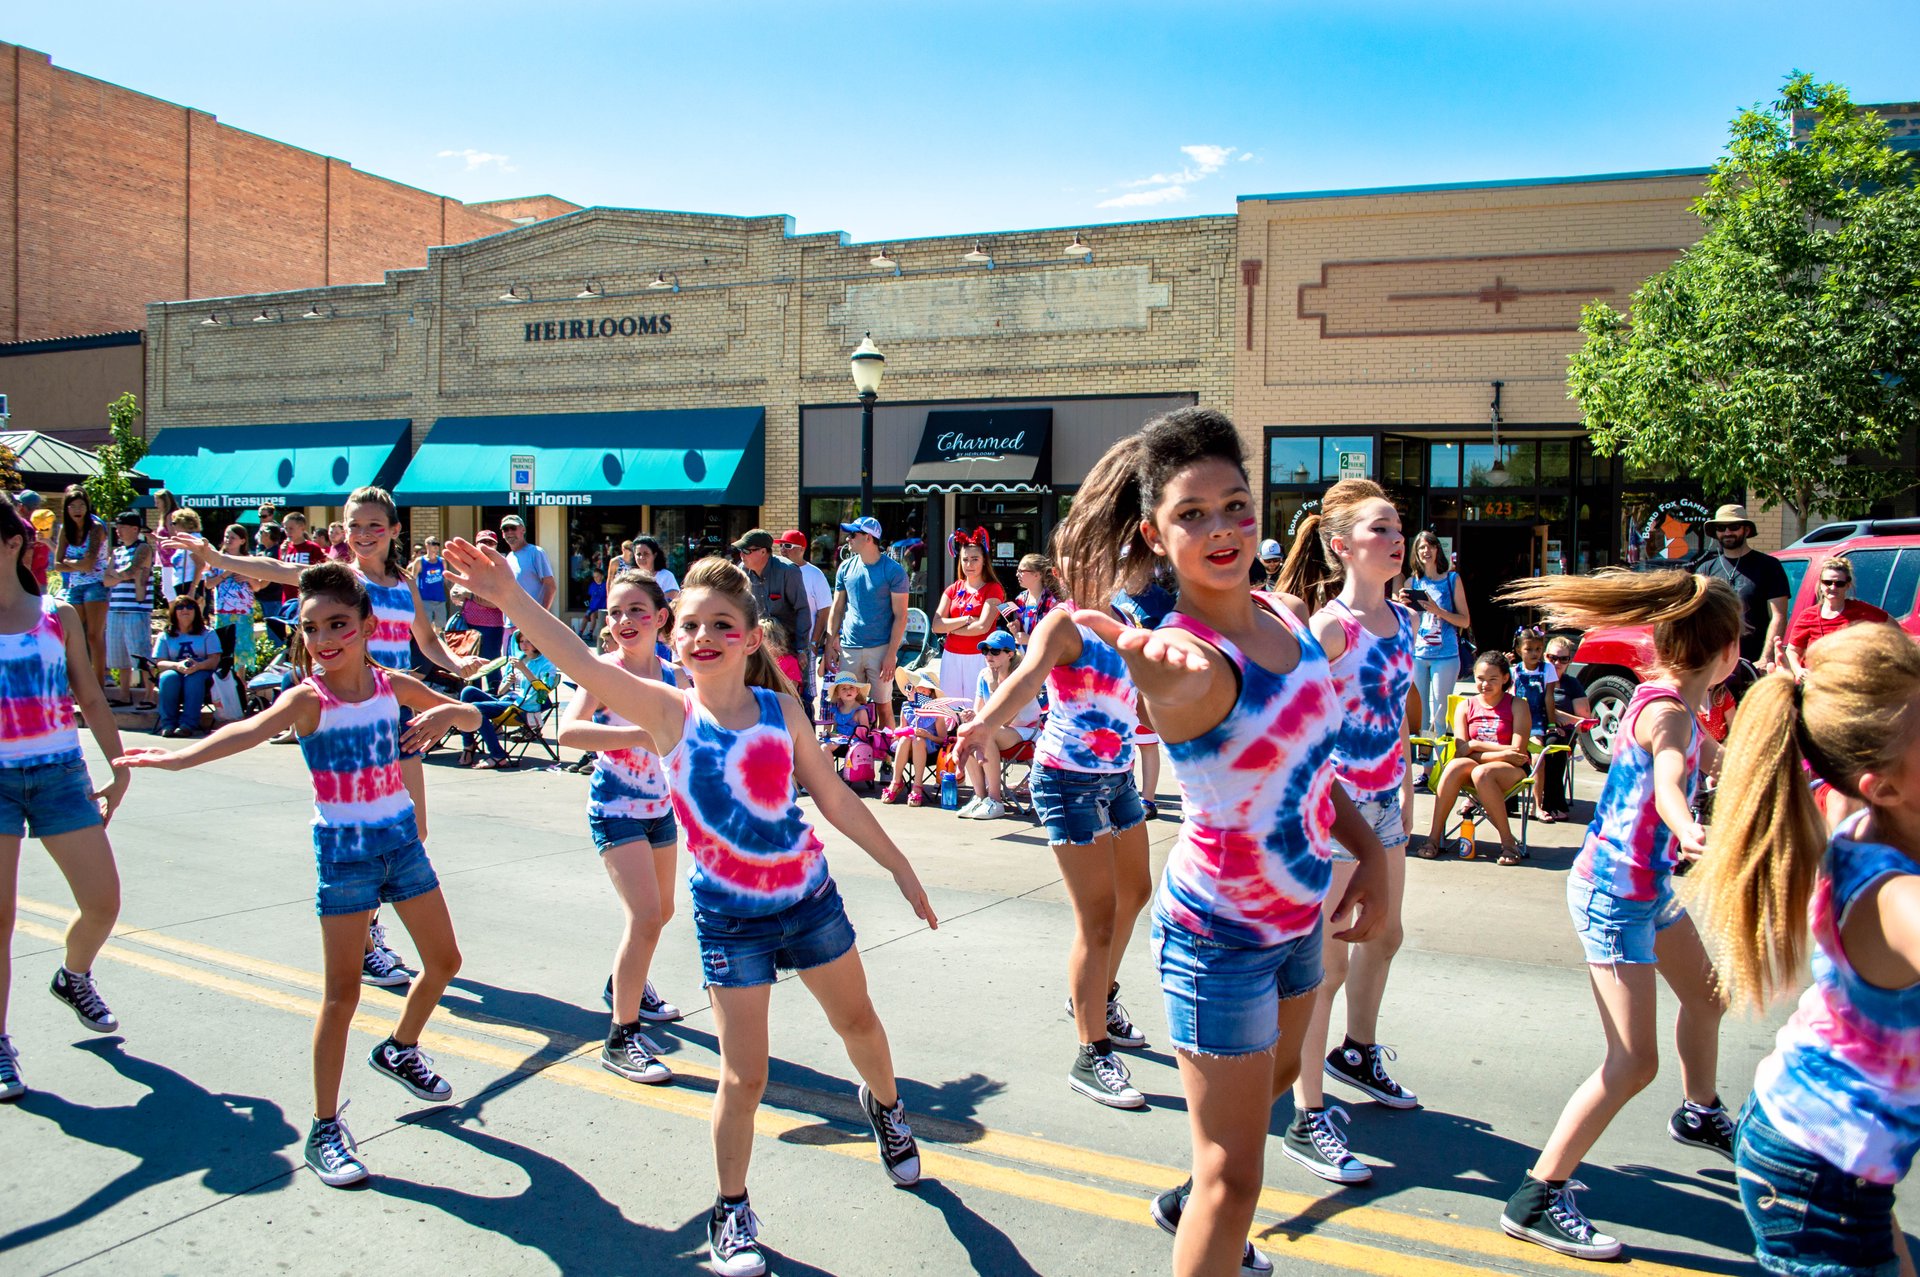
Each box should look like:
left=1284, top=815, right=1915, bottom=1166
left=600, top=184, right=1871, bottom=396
left=50, top=966, right=119, bottom=1033
left=1069, top=1044, right=1146, bottom=1109
left=360, top=946, right=410, bottom=988
left=601, top=1022, right=672, bottom=1085
left=1500, top=1177, right=1622, bottom=1260
left=367, top=1037, right=453, bottom=1102
left=638, top=980, right=684, bottom=1023
left=305, top=1101, right=369, bottom=1187
left=369, top=917, right=414, bottom=976
left=859, top=1083, right=922, bottom=1187
left=1064, top=985, right=1148, bottom=1050
left=1668, top=1098, right=1735, bottom=1161
left=1148, top=1178, right=1272, bottom=1274
left=1323, top=1041, right=1418, bottom=1109
left=1282, top=1105, right=1372, bottom=1183
left=707, top=1197, right=766, bottom=1277
left=0, top=1034, right=24, bottom=1101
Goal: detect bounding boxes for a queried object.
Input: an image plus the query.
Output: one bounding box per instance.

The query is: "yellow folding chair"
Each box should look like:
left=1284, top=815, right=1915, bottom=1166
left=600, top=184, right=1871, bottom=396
left=1410, top=694, right=1571, bottom=862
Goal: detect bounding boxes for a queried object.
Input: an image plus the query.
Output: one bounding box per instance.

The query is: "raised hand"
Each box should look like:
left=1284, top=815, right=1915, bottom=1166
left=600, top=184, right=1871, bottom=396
left=1072, top=609, right=1211, bottom=675
left=440, top=539, right=518, bottom=602
left=160, top=532, right=212, bottom=561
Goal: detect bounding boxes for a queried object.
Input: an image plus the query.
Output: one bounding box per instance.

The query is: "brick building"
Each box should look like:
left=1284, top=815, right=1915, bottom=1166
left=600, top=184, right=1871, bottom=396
left=140, top=207, right=1237, bottom=611
left=0, top=42, right=574, bottom=441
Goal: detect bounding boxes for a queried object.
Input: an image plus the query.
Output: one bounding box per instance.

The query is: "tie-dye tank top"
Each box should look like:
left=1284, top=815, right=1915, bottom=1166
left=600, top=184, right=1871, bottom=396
left=664, top=685, right=828, bottom=917
left=1574, top=683, right=1697, bottom=900
left=1322, top=598, right=1414, bottom=804
left=1755, top=813, right=1920, bottom=1183
left=352, top=566, right=416, bottom=671
left=1034, top=623, right=1137, bottom=773
left=296, top=666, right=418, bottom=861
left=587, top=657, right=679, bottom=822
left=1157, top=596, right=1343, bottom=946
left=0, top=594, right=83, bottom=769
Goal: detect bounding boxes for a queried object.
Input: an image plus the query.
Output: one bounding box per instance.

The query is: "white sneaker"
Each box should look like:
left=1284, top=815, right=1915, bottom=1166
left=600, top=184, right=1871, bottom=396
left=977, top=798, right=1007, bottom=819
left=956, top=797, right=985, bottom=819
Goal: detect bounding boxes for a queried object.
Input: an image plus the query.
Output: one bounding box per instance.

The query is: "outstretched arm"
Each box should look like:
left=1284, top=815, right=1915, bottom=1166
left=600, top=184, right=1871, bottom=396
left=557, top=682, right=656, bottom=752
left=117, top=685, right=315, bottom=771
left=442, top=539, right=685, bottom=746
left=1071, top=609, right=1212, bottom=708
left=953, top=609, right=1077, bottom=760
left=165, top=534, right=302, bottom=587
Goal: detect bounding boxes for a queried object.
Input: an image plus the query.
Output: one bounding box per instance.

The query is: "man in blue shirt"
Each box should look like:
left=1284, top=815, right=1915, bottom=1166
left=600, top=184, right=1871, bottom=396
left=825, top=517, right=910, bottom=730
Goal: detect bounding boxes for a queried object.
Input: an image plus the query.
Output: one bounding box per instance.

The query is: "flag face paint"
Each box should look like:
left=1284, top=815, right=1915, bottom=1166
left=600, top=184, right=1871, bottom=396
left=723, top=632, right=744, bottom=644
left=1239, top=517, right=1259, bottom=534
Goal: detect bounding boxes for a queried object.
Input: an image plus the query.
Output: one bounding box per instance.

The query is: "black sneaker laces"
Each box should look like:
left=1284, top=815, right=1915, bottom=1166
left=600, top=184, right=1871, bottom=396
left=1307, top=1105, right=1356, bottom=1162
left=66, top=971, right=110, bottom=1022
left=1092, top=1052, right=1132, bottom=1092
left=1546, top=1180, right=1599, bottom=1242
left=314, top=1102, right=361, bottom=1171
left=388, top=1043, right=442, bottom=1089
left=876, top=1100, right=916, bottom=1158
left=1106, top=999, right=1138, bottom=1038
left=714, top=1203, right=761, bottom=1256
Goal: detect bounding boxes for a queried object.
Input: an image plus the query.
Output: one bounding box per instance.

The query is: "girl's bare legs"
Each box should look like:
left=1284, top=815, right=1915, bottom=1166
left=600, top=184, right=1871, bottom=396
left=388, top=889, right=461, bottom=1046
left=1174, top=993, right=1316, bottom=1277
left=315, top=912, right=371, bottom=1119
left=602, top=840, right=667, bottom=1023
left=1532, top=963, right=1660, bottom=1181
left=1424, top=758, right=1477, bottom=844
left=1294, top=859, right=1358, bottom=1109
left=81, top=599, right=107, bottom=688
left=0, top=836, right=20, bottom=1033
left=651, top=843, right=678, bottom=933
left=1139, top=742, right=1161, bottom=806
left=42, top=826, right=120, bottom=979
left=1056, top=835, right=1122, bottom=1045
left=979, top=733, right=1005, bottom=802
left=797, top=948, right=900, bottom=1105
left=1653, top=916, right=1725, bottom=1106
left=1343, top=838, right=1406, bottom=1043
left=1470, top=763, right=1525, bottom=846
left=710, top=984, right=774, bottom=1196
left=1109, top=820, right=1152, bottom=989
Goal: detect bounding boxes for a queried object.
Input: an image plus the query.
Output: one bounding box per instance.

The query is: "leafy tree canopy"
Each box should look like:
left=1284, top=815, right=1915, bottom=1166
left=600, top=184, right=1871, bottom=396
left=84, top=392, right=148, bottom=518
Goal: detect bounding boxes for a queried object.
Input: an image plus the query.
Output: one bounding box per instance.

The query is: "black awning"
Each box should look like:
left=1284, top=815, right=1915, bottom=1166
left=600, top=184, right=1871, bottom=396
left=903, top=409, right=1052, bottom=495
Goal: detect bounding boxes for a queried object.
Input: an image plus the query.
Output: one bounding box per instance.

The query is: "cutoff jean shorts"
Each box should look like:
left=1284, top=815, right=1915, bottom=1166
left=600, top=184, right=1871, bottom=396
left=1332, top=792, right=1408, bottom=864
left=314, top=838, right=440, bottom=917
left=1736, top=1095, right=1900, bottom=1277
left=0, top=758, right=102, bottom=840
left=1567, top=873, right=1685, bottom=966
left=694, top=876, right=856, bottom=989
left=589, top=811, right=679, bottom=853
left=1152, top=905, right=1324, bottom=1057
left=1031, top=765, right=1145, bottom=848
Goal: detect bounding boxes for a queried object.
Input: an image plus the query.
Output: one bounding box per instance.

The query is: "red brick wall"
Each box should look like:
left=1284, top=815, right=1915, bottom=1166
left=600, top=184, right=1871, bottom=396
left=0, top=43, right=518, bottom=341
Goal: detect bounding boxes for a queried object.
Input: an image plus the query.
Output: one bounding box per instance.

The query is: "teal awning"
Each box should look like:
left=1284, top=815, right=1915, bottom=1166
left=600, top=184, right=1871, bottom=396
left=391, top=409, right=765, bottom=507
left=138, top=420, right=412, bottom=509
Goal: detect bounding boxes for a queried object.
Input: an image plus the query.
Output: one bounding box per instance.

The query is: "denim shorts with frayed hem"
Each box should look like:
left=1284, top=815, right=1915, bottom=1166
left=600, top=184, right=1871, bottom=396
left=1031, top=766, right=1145, bottom=848
left=590, top=811, right=678, bottom=853
left=1152, top=907, right=1323, bottom=1058
left=67, top=581, right=108, bottom=606
left=1737, top=1096, right=1900, bottom=1277
left=0, top=758, right=102, bottom=840
left=1567, top=873, right=1684, bottom=966
left=695, top=877, right=856, bottom=989
left=314, top=839, right=440, bottom=916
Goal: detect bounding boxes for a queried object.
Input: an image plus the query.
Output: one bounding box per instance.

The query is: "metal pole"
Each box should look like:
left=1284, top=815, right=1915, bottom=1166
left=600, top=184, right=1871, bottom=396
left=859, top=389, right=877, bottom=518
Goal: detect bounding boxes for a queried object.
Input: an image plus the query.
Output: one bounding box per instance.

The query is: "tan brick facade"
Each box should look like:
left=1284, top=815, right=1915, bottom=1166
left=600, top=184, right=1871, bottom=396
left=144, top=208, right=1237, bottom=563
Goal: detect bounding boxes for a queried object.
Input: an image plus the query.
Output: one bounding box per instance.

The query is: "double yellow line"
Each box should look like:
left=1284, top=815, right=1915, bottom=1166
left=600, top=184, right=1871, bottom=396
left=15, top=898, right=1713, bottom=1276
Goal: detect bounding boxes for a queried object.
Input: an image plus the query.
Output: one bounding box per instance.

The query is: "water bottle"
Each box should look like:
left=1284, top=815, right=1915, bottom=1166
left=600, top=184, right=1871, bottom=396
left=1457, top=811, right=1476, bottom=859
left=939, top=757, right=960, bottom=810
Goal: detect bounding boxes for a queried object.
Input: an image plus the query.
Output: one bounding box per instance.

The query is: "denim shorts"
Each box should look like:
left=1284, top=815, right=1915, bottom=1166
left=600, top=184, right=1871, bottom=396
left=67, top=580, right=108, bottom=605
left=1736, top=1096, right=1900, bottom=1277
left=0, top=758, right=103, bottom=840
left=1332, top=792, right=1408, bottom=863
left=694, top=877, right=856, bottom=989
left=590, top=811, right=679, bottom=853
left=314, top=839, right=440, bottom=917
left=1031, top=766, right=1145, bottom=847
left=1567, top=873, right=1684, bottom=965
left=1152, top=906, right=1324, bottom=1057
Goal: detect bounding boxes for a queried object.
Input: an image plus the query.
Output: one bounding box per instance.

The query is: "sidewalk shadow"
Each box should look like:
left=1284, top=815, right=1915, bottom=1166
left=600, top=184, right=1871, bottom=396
left=0, top=1039, right=297, bottom=1253
left=1263, top=1105, right=1751, bottom=1273
left=912, top=1180, right=1045, bottom=1277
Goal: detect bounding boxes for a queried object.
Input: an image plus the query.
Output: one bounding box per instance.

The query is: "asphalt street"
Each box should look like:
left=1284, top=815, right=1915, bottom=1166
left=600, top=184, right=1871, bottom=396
left=3, top=726, right=1849, bottom=1276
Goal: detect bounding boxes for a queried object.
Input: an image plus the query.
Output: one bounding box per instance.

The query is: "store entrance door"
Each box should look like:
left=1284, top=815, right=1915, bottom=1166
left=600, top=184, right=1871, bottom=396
left=954, top=495, right=1043, bottom=579
left=1457, top=522, right=1543, bottom=654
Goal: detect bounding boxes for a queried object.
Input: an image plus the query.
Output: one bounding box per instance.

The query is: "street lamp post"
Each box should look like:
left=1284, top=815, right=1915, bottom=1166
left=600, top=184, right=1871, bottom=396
left=850, top=333, right=886, bottom=518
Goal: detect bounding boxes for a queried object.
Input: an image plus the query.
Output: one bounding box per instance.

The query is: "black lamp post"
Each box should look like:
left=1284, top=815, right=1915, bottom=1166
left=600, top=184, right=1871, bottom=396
left=850, top=333, right=886, bottom=518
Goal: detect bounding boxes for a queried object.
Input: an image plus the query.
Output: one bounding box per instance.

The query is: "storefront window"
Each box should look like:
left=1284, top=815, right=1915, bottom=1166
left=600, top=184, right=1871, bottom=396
left=1463, top=442, right=1536, bottom=486
left=1268, top=436, right=1319, bottom=486
left=1321, top=436, right=1372, bottom=480
left=806, top=497, right=930, bottom=608
left=1269, top=493, right=1319, bottom=548
left=652, top=506, right=757, bottom=578
left=1429, top=442, right=1462, bottom=489
left=566, top=507, right=649, bottom=585
left=1619, top=490, right=1712, bottom=567
left=1540, top=441, right=1572, bottom=484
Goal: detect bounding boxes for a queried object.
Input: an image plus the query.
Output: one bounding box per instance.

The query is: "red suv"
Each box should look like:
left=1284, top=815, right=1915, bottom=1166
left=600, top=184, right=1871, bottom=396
left=1568, top=519, right=1920, bottom=768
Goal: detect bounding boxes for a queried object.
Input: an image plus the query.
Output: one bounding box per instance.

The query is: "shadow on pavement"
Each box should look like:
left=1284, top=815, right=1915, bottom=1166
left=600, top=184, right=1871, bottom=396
left=0, top=1039, right=297, bottom=1253
left=1261, top=1106, right=1752, bottom=1273
left=911, top=1180, right=1046, bottom=1277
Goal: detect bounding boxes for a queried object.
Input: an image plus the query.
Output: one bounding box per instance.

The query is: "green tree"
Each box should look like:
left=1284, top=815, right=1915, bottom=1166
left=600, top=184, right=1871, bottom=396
left=0, top=445, right=21, bottom=495
left=84, top=392, right=147, bottom=517
left=1570, top=74, right=1920, bottom=524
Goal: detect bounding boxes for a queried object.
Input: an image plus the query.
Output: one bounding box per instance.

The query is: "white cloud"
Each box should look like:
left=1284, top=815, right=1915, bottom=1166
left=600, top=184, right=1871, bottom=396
left=1239, top=152, right=1256, bottom=162
left=1100, top=144, right=1238, bottom=209
left=437, top=148, right=516, bottom=173
left=1097, top=185, right=1191, bottom=209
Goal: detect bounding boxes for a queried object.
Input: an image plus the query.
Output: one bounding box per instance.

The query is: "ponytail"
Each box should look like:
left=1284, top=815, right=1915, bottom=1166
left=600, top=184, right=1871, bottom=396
left=1694, top=622, right=1920, bottom=1010
left=1498, top=569, right=1741, bottom=673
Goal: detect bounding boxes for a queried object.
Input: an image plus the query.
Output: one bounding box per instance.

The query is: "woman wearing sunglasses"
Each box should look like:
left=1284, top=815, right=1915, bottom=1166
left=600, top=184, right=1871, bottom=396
left=1782, top=556, right=1888, bottom=682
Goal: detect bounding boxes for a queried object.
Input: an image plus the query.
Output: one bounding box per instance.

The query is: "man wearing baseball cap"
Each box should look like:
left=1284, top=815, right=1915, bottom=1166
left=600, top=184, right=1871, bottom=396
left=778, top=530, right=833, bottom=702
left=1257, top=538, right=1285, bottom=590
left=1695, top=503, right=1789, bottom=666
left=825, top=516, right=910, bottom=730
left=732, top=528, right=813, bottom=699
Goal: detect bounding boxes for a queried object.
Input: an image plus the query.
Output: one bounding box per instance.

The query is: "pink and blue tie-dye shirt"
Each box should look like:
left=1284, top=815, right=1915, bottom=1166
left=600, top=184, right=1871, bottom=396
left=664, top=686, right=828, bottom=917
left=296, top=666, right=418, bottom=860
left=352, top=567, right=416, bottom=671
left=1322, top=598, right=1414, bottom=804
left=1157, top=596, right=1343, bottom=946
left=1034, top=623, right=1137, bottom=774
left=0, top=594, right=83, bottom=769
left=1574, top=683, right=1698, bottom=901
left=587, top=658, right=679, bottom=822
left=1755, top=813, right=1920, bottom=1183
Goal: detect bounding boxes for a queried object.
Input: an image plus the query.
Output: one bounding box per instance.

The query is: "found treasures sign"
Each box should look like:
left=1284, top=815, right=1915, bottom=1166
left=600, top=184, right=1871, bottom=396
left=524, top=314, right=672, bottom=342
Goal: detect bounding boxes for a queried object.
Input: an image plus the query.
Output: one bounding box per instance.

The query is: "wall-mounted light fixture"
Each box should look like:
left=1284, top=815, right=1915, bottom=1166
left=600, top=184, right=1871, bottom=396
left=302, top=303, right=331, bottom=319
left=1065, top=233, right=1093, bottom=261
left=869, top=248, right=900, bottom=276
left=200, top=312, right=224, bottom=326
left=647, top=271, right=680, bottom=293
left=498, top=285, right=528, bottom=302
left=251, top=308, right=278, bottom=323
left=962, top=244, right=995, bottom=269
left=1486, top=380, right=1510, bottom=487
left=576, top=281, right=602, bottom=299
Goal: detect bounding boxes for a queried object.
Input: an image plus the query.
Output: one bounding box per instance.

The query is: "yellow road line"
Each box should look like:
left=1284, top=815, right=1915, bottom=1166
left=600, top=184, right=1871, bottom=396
left=17, top=901, right=1718, bottom=1275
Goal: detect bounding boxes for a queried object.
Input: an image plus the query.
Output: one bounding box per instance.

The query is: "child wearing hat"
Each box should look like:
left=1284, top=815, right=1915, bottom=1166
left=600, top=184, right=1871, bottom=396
left=958, top=630, right=1040, bottom=820
left=819, top=673, right=873, bottom=761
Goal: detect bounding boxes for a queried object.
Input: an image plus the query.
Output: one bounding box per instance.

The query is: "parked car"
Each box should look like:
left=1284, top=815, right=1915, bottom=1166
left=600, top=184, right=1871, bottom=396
left=1567, top=519, right=1920, bottom=768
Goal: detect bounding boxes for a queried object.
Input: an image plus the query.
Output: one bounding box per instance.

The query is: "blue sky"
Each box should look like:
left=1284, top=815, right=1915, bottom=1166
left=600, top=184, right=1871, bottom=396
left=11, top=3, right=1917, bottom=242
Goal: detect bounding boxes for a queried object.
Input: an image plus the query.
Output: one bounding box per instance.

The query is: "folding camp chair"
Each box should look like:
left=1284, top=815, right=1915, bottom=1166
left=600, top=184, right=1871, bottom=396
left=1410, top=694, right=1576, bottom=863
left=490, top=675, right=559, bottom=763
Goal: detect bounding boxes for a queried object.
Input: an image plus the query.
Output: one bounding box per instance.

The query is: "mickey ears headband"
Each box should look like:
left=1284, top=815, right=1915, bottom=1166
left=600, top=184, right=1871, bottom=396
left=947, top=527, right=990, bottom=559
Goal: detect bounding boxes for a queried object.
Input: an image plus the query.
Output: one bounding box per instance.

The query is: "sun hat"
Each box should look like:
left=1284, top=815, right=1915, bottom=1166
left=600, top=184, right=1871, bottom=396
left=1258, top=539, right=1284, bottom=560
left=1703, top=504, right=1758, bottom=534
left=827, top=672, right=870, bottom=701
left=980, top=630, right=1018, bottom=652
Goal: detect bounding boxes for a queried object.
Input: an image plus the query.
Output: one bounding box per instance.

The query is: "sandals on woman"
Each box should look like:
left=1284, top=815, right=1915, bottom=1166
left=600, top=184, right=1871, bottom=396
left=1497, top=842, right=1525, bottom=867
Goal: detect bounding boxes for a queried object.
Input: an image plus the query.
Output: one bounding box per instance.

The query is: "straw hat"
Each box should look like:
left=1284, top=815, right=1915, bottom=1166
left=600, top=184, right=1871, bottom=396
left=827, top=673, right=870, bottom=702
left=1703, top=504, right=1758, bottom=535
